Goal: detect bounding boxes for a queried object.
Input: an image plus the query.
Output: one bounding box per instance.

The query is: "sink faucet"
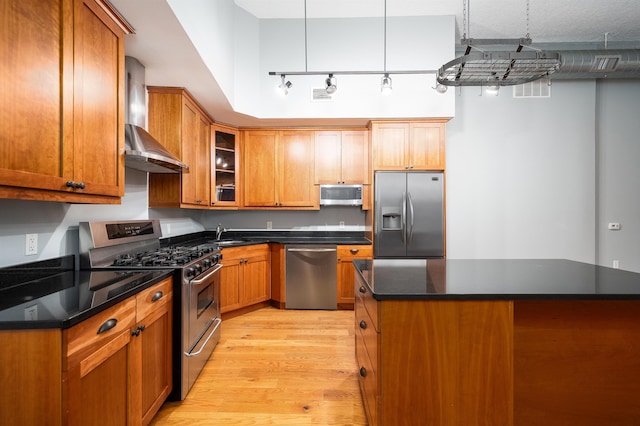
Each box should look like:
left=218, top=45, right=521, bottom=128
left=215, top=223, right=227, bottom=241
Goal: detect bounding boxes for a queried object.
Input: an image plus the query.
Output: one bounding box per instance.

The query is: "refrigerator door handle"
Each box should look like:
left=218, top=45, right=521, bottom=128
left=401, top=192, right=407, bottom=244
left=407, top=192, right=415, bottom=244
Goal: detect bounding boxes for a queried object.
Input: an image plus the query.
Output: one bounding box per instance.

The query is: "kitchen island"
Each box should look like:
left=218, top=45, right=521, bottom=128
left=353, top=258, right=640, bottom=426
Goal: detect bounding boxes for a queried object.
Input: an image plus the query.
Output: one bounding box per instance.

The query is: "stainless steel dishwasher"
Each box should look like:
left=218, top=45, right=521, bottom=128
left=285, top=245, right=337, bottom=310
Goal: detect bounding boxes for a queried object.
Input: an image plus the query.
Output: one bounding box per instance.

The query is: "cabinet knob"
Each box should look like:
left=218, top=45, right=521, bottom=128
left=359, top=286, right=366, bottom=294
left=359, top=320, right=367, bottom=329
left=350, top=248, right=359, bottom=254
left=359, top=367, right=367, bottom=378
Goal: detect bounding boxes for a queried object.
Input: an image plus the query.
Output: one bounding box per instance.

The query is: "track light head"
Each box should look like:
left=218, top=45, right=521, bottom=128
left=433, top=82, right=448, bottom=94
left=325, top=74, right=337, bottom=94
left=380, top=74, right=392, bottom=95
left=278, top=75, right=292, bottom=95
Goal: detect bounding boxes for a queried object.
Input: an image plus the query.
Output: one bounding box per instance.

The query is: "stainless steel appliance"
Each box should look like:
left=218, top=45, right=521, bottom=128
left=79, top=219, right=222, bottom=400
left=319, top=184, right=363, bottom=206
left=374, top=171, right=445, bottom=258
left=285, top=245, right=337, bottom=310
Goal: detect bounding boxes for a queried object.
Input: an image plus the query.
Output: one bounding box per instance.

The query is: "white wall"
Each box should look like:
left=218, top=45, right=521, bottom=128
left=596, top=80, right=640, bottom=272
left=446, top=81, right=597, bottom=263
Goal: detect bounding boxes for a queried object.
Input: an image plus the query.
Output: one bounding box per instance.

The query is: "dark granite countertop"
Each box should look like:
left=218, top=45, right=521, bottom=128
left=161, top=230, right=372, bottom=248
left=0, top=256, right=173, bottom=330
left=354, top=258, right=640, bottom=301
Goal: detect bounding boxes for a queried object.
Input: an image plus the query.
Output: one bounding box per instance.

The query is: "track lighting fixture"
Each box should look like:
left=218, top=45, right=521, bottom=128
left=278, top=74, right=292, bottom=95
left=325, top=74, right=337, bottom=94
left=380, top=74, right=392, bottom=95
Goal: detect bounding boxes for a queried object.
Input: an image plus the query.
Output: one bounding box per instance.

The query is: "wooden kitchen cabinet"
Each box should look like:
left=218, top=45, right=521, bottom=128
left=148, top=87, right=213, bottom=209
left=0, top=0, right=130, bottom=204
left=0, top=277, right=173, bottom=426
left=243, top=130, right=317, bottom=209
left=64, top=277, right=172, bottom=426
left=354, top=273, right=513, bottom=426
left=337, top=245, right=373, bottom=309
left=211, top=124, right=241, bottom=208
left=220, top=244, right=271, bottom=315
left=314, top=130, right=369, bottom=184
left=371, top=121, right=446, bottom=171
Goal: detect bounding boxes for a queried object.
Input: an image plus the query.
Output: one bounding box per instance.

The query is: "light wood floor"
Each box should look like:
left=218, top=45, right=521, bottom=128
left=150, top=307, right=367, bottom=425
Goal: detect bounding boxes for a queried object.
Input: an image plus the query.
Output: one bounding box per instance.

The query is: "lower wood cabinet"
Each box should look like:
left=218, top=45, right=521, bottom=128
left=220, top=244, right=271, bottom=314
left=337, top=245, right=372, bottom=309
left=0, top=277, right=172, bottom=426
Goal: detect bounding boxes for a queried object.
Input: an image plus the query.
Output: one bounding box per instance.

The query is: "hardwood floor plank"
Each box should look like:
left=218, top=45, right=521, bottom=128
left=151, top=307, right=367, bottom=425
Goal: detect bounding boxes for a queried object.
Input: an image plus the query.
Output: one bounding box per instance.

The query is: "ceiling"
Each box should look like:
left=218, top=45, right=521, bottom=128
left=110, top=0, right=640, bottom=128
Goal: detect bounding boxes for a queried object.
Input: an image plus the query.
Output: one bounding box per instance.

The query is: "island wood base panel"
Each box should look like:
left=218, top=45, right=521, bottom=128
left=514, top=300, right=640, bottom=425
left=357, top=296, right=640, bottom=425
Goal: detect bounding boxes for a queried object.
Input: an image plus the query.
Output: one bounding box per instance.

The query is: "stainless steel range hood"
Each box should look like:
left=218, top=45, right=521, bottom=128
left=124, top=57, right=188, bottom=173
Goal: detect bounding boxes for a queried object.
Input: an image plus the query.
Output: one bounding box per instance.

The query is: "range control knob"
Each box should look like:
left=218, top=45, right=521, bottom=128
left=202, top=259, right=212, bottom=269
left=185, top=267, right=195, bottom=278
left=193, top=264, right=203, bottom=275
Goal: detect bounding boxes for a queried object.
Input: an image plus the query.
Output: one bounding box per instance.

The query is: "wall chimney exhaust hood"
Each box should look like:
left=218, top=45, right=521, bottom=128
left=124, top=57, right=188, bottom=174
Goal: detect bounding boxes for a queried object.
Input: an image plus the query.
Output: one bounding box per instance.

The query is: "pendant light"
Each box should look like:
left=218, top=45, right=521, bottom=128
left=380, top=0, right=392, bottom=95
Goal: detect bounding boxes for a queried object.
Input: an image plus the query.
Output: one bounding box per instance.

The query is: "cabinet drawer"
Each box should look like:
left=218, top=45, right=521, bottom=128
left=222, top=243, right=269, bottom=260
left=337, top=245, right=372, bottom=260
left=356, top=330, right=379, bottom=426
left=356, top=300, right=379, bottom=377
left=355, top=279, right=379, bottom=331
left=65, top=298, right=136, bottom=359
left=136, top=278, right=173, bottom=322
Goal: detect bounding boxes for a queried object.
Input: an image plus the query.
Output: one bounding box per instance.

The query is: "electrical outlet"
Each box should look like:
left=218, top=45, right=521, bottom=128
left=608, top=222, right=621, bottom=230
left=266, top=221, right=273, bottom=229
left=24, top=305, right=38, bottom=321
left=339, top=221, right=345, bottom=228
left=25, top=233, right=38, bottom=255
left=613, top=260, right=620, bottom=269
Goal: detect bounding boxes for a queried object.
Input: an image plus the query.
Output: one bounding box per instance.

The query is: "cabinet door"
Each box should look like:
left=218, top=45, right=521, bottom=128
left=72, top=0, right=124, bottom=197
left=372, top=122, right=409, bottom=170
left=337, top=245, right=373, bottom=308
left=409, top=122, right=446, bottom=170
left=340, top=131, right=368, bottom=184
left=314, top=131, right=342, bottom=184
left=134, top=279, right=173, bottom=426
left=212, top=125, right=240, bottom=207
left=64, top=299, right=136, bottom=426
left=278, top=131, right=315, bottom=207
left=243, top=253, right=271, bottom=306
left=220, top=257, right=243, bottom=313
left=181, top=99, right=202, bottom=205
left=243, top=131, right=278, bottom=207
left=0, top=0, right=72, bottom=193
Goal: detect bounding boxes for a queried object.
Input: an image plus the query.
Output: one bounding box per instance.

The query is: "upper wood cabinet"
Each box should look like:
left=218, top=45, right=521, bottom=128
left=0, top=0, right=129, bottom=203
left=211, top=124, right=241, bottom=208
left=243, top=130, right=317, bottom=209
left=314, top=130, right=369, bottom=184
left=371, top=121, right=446, bottom=171
left=147, top=87, right=213, bottom=209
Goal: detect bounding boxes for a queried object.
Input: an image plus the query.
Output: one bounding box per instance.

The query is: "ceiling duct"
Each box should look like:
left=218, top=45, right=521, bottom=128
left=551, top=49, right=640, bottom=79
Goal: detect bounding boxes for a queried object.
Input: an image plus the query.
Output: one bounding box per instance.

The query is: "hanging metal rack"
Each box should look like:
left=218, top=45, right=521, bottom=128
left=436, top=0, right=561, bottom=87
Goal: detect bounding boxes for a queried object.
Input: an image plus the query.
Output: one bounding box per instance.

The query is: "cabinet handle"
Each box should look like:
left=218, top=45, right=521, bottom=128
left=151, top=291, right=163, bottom=302
left=350, top=248, right=359, bottom=254
left=131, top=325, right=146, bottom=337
left=97, top=318, right=117, bottom=334
left=359, top=286, right=366, bottom=294
left=359, top=367, right=367, bottom=378
left=65, top=181, right=85, bottom=189
left=359, top=320, right=367, bottom=329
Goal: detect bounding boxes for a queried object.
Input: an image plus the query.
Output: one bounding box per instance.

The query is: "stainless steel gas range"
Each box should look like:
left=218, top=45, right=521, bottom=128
left=79, top=219, right=222, bottom=400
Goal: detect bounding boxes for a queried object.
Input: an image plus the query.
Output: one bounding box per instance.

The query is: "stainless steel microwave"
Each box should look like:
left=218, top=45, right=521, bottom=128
left=319, top=184, right=363, bottom=206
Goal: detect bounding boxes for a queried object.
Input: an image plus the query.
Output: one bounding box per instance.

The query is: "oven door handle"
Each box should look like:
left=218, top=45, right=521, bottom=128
left=189, top=264, right=223, bottom=286
left=185, top=318, right=221, bottom=357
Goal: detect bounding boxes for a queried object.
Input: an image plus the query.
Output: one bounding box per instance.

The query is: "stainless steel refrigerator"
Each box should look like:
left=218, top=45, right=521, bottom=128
left=374, top=171, right=444, bottom=258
